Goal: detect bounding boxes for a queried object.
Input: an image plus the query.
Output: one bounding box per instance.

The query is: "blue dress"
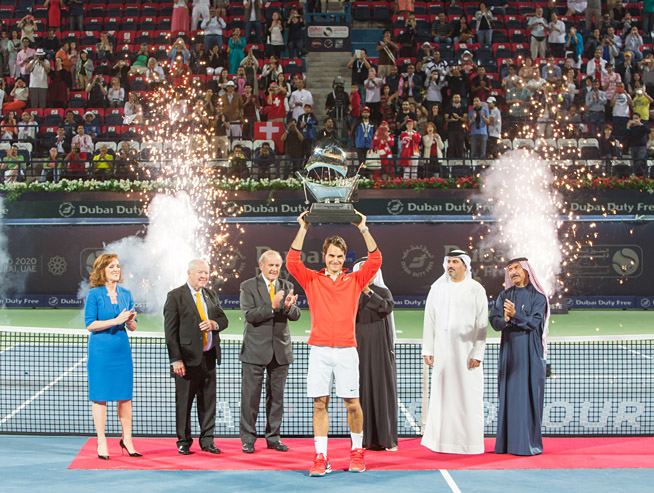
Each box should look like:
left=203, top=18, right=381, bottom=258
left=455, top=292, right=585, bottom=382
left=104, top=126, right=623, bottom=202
left=489, top=284, right=547, bottom=456
left=84, top=285, right=135, bottom=402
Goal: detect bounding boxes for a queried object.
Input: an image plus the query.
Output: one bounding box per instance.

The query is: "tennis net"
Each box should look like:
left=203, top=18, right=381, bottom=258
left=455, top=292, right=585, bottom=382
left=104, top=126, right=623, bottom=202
left=1, top=327, right=652, bottom=437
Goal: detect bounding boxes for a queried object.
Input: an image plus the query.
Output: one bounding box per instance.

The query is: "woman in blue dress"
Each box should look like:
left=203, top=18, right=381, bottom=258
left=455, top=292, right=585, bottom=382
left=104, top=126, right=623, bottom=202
left=85, top=253, right=141, bottom=459
left=228, top=27, right=246, bottom=74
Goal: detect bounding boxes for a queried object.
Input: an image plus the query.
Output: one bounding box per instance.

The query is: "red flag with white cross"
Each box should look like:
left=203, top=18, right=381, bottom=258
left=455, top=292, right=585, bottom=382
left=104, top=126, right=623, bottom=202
left=254, top=121, right=285, bottom=154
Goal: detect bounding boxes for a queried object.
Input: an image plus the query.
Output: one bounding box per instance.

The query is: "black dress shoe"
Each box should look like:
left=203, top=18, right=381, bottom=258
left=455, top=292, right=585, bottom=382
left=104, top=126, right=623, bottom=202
left=242, top=442, right=255, bottom=454
left=178, top=444, right=192, bottom=455
left=267, top=441, right=289, bottom=452
left=201, top=444, right=221, bottom=454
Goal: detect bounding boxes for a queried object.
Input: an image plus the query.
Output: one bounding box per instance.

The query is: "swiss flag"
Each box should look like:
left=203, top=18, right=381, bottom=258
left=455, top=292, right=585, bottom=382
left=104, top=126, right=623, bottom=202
left=254, top=121, right=285, bottom=154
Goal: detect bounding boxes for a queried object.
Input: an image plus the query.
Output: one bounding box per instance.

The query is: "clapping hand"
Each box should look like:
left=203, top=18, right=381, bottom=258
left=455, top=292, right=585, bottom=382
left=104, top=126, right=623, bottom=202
left=503, top=299, right=516, bottom=322
left=115, top=308, right=134, bottom=324
left=284, top=289, right=298, bottom=309
left=272, top=290, right=285, bottom=310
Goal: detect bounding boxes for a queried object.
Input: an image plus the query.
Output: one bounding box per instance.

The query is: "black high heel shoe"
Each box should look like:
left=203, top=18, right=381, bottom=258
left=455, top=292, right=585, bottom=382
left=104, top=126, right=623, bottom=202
left=120, top=439, right=143, bottom=457
left=97, top=445, right=109, bottom=460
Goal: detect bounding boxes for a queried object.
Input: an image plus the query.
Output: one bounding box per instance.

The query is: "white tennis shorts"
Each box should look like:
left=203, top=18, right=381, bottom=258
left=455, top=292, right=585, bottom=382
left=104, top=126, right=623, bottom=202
left=307, top=345, right=360, bottom=398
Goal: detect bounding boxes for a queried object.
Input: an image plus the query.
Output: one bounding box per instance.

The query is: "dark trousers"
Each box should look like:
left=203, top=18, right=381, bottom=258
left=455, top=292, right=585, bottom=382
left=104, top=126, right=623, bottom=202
left=447, top=130, right=466, bottom=158
left=240, top=354, right=289, bottom=445
left=174, top=351, right=216, bottom=449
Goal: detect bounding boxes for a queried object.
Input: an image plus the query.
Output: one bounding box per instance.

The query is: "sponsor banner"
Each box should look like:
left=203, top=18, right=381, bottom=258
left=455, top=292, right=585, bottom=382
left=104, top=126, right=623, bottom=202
left=5, top=189, right=654, bottom=220
left=637, top=296, right=654, bottom=309
left=1, top=223, right=653, bottom=304
left=307, top=25, right=351, bottom=52
left=566, top=296, right=637, bottom=309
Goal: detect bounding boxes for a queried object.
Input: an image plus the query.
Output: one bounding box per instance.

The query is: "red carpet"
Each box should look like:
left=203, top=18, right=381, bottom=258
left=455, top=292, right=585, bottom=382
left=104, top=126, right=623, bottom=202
left=68, top=437, right=654, bottom=471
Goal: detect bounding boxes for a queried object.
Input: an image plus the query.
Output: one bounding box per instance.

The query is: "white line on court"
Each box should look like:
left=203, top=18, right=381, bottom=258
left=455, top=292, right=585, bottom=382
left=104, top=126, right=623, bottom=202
left=398, top=398, right=421, bottom=434
left=0, top=344, right=16, bottom=355
left=617, top=345, right=653, bottom=360
left=440, top=470, right=462, bottom=493
left=0, top=356, right=87, bottom=426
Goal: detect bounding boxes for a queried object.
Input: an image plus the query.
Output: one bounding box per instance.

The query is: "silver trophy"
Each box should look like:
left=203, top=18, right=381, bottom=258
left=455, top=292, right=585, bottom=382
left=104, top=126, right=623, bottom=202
left=296, top=143, right=361, bottom=223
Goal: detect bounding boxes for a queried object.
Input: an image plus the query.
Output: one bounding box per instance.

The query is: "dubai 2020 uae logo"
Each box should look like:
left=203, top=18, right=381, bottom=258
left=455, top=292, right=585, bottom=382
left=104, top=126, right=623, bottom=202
left=401, top=245, right=435, bottom=278
left=47, top=256, right=68, bottom=276
left=386, top=199, right=404, bottom=215
left=611, top=248, right=640, bottom=276
left=216, top=246, right=246, bottom=283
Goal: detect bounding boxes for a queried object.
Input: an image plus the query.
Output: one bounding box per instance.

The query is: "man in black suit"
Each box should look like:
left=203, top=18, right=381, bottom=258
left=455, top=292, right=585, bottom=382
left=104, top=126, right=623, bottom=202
left=239, top=250, right=300, bottom=453
left=164, top=258, right=229, bottom=455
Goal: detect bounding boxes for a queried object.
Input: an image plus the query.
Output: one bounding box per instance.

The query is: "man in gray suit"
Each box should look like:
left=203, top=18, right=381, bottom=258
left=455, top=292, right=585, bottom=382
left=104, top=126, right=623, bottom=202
left=239, top=249, right=301, bottom=453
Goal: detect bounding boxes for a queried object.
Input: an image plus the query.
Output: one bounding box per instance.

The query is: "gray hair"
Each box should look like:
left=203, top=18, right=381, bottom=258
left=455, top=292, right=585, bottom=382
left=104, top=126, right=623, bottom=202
left=187, top=258, right=209, bottom=272
left=258, top=250, right=282, bottom=265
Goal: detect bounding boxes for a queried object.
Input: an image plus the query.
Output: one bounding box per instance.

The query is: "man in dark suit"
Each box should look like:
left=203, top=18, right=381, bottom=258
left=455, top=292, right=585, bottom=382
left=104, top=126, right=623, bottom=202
left=164, top=258, right=229, bottom=455
left=239, top=250, right=300, bottom=453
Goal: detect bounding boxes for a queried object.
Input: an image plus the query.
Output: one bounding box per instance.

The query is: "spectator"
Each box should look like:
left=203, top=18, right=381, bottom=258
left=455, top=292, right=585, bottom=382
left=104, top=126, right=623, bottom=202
left=379, top=85, right=397, bottom=123
left=289, top=78, right=314, bottom=121
left=606, top=26, right=622, bottom=52
left=431, top=13, right=453, bottom=46
left=4, top=78, right=29, bottom=113
left=583, top=28, right=603, bottom=60
left=383, top=64, right=402, bottom=107
left=72, top=124, right=93, bottom=154
left=348, top=82, right=362, bottom=129
left=370, top=121, right=394, bottom=179
left=599, top=124, right=621, bottom=171
left=17, top=15, right=37, bottom=43
left=565, top=26, right=583, bottom=65
left=422, top=122, right=443, bottom=177
left=527, top=7, right=548, bottom=61
left=261, top=56, right=283, bottom=90
left=281, top=118, right=304, bottom=175
left=641, top=54, right=654, bottom=96
left=468, top=97, right=490, bottom=159
left=398, top=119, right=421, bottom=178
left=96, top=32, right=114, bottom=63
left=427, top=102, right=446, bottom=138
left=244, top=0, right=263, bottom=44
left=401, top=64, right=423, bottom=104
left=446, top=65, right=468, bottom=107
left=1, top=111, right=18, bottom=141
left=192, top=0, right=211, bottom=31
left=92, top=144, right=114, bottom=179
left=586, top=79, right=607, bottom=137
left=624, top=26, right=644, bottom=62
left=566, top=1, right=588, bottom=17
left=242, top=83, right=261, bottom=137
left=617, top=52, right=639, bottom=92
left=474, top=3, right=494, bottom=46
left=167, top=38, right=189, bottom=66
left=585, top=0, right=602, bottom=31
left=542, top=56, right=562, bottom=83
left=470, top=66, right=491, bottom=102
left=547, top=12, right=566, bottom=59
left=145, top=58, right=166, bottom=88
left=172, top=0, right=190, bottom=34
left=265, top=82, right=287, bottom=122
left=587, top=48, right=607, bottom=79
left=63, top=110, right=79, bottom=137
left=76, top=50, right=94, bottom=91
left=26, top=49, right=51, bottom=109
left=17, top=111, right=37, bottom=144
left=53, top=126, right=71, bottom=155
left=212, top=105, right=230, bottom=157
left=202, top=44, right=223, bottom=75
left=39, top=146, right=64, bottom=183
left=399, top=14, right=418, bottom=58
left=68, top=0, right=85, bottom=32
left=353, top=106, right=374, bottom=166
left=363, top=68, right=383, bottom=123
left=16, top=38, right=35, bottom=80
left=202, top=7, right=227, bottom=53
left=0, top=34, right=10, bottom=79
left=347, top=50, right=371, bottom=98
left=611, top=81, right=632, bottom=140
left=1, top=144, right=23, bottom=183
left=602, top=63, right=621, bottom=101
left=452, top=17, right=474, bottom=45
left=377, top=30, right=399, bottom=79
left=44, top=0, right=62, bottom=32
left=445, top=94, right=466, bottom=157
left=644, top=1, right=654, bottom=40
left=169, top=53, right=189, bottom=86
left=316, top=117, right=339, bottom=147
left=221, top=80, right=244, bottom=137
left=40, top=28, right=61, bottom=58
left=287, top=9, right=306, bottom=59
left=253, top=141, right=277, bottom=179
left=7, top=30, right=20, bottom=78
left=239, top=49, right=260, bottom=93
left=64, top=142, right=87, bottom=179
left=611, top=1, right=627, bottom=23
left=486, top=96, right=502, bottom=158
left=124, top=92, right=144, bottom=124
left=267, top=12, right=285, bottom=59
left=632, top=88, right=653, bottom=122
left=87, top=75, right=108, bottom=108
left=298, top=103, right=318, bottom=158
left=83, top=111, right=100, bottom=139
left=506, top=78, right=532, bottom=138
left=626, top=113, right=651, bottom=176
left=502, top=64, right=520, bottom=91
left=229, top=28, right=246, bottom=74
left=115, top=147, right=137, bottom=180
left=459, top=50, right=477, bottom=77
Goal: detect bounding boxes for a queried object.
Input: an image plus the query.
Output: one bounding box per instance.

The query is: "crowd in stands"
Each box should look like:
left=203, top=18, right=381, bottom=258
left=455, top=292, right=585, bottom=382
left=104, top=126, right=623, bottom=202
left=2, top=1, right=654, bottom=184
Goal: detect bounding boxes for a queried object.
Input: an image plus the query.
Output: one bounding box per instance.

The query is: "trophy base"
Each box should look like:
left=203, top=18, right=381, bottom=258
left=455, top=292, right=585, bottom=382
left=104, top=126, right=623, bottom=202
left=305, top=203, right=361, bottom=224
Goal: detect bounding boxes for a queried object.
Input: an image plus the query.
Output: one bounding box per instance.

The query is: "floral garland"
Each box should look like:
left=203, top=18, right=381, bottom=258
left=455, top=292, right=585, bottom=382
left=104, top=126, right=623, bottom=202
left=1, top=176, right=653, bottom=202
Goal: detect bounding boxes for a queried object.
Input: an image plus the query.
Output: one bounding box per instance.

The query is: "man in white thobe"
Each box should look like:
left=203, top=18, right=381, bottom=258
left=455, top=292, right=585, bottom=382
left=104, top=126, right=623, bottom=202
left=421, top=250, right=488, bottom=454
left=288, top=79, right=314, bottom=121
